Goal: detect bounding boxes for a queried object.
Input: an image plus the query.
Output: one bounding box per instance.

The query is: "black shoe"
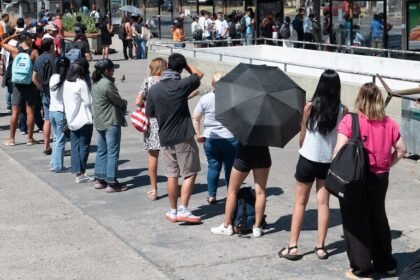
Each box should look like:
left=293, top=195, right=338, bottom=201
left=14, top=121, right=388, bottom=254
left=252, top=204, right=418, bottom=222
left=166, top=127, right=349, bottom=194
left=43, top=148, right=52, bottom=156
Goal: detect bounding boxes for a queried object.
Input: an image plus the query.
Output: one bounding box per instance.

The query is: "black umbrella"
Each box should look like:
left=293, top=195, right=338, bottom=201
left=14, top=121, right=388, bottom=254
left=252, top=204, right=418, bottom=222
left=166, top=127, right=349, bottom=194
left=215, top=63, right=306, bottom=148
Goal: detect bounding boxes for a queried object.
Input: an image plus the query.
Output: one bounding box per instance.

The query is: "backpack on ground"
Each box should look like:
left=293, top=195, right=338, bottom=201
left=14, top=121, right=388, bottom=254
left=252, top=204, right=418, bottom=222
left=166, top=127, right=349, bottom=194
left=192, top=25, right=203, bottom=40
left=40, top=57, right=54, bottom=95
left=12, top=47, right=33, bottom=85
left=280, top=23, right=291, bottom=39
left=232, top=187, right=267, bottom=235
left=325, top=113, right=369, bottom=202
left=118, top=22, right=127, bottom=40
left=237, top=16, right=247, bottom=33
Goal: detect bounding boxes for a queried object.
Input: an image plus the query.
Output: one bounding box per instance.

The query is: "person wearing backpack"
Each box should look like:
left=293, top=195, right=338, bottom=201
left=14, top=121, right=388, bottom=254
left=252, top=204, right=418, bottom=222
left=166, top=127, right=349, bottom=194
left=333, top=83, right=406, bottom=279
left=241, top=8, right=254, bottom=46
left=33, top=38, right=56, bottom=155
left=65, top=33, right=92, bottom=62
left=278, top=70, right=348, bottom=261
left=1, top=31, right=40, bottom=146
left=281, top=17, right=293, bottom=48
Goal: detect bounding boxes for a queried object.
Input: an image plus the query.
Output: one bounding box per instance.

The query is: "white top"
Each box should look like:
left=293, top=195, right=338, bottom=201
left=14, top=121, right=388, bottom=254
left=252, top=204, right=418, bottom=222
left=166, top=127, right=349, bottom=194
left=214, top=19, right=228, bottom=37
left=303, top=17, right=313, bottom=33
left=203, top=19, right=212, bottom=37
left=198, top=16, right=206, bottom=31
left=191, top=21, right=199, bottom=34
left=49, top=74, right=64, bottom=112
left=63, top=78, right=93, bottom=130
left=193, top=91, right=235, bottom=139
left=299, top=105, right=344, bottom=163
left=0, top=39, right=18, bottom=71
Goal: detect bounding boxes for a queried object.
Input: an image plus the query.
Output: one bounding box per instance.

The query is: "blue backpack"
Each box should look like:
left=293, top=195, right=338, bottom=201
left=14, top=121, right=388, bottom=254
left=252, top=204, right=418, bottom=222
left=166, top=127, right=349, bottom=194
left=12, top=48, right=33, bottom=85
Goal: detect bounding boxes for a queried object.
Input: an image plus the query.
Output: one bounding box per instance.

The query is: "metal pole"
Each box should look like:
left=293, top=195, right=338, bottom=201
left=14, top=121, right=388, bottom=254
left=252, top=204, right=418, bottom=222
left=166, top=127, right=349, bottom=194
left=384, top=0, right=388, bottom=49
left=158, top=1, right=161, bottom=39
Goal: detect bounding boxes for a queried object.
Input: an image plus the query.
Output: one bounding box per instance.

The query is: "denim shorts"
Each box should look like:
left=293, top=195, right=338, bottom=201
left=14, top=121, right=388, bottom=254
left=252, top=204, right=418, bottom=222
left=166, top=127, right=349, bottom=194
left=42, top=93, right=50, bottom=121
left=295, top=155, right=331, bottom=183
left=161, top=137, right=201, bottom=178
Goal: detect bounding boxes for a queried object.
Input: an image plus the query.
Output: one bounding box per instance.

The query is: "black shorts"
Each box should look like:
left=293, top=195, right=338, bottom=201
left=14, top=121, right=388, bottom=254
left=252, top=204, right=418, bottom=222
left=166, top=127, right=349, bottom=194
left=295, top=155, right=331, bottom=183
left=11, top=84, right=40, bottom=107
left=233, top=144, right=271, bottom=173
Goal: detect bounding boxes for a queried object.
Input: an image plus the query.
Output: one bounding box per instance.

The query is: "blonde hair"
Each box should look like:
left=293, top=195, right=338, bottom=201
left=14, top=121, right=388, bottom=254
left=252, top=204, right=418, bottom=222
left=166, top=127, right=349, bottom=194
left=149, top=58, right=168, bottom=76
left=212, top=71, right=226, bottom=88
left=355, top=82, right=385, bottom=120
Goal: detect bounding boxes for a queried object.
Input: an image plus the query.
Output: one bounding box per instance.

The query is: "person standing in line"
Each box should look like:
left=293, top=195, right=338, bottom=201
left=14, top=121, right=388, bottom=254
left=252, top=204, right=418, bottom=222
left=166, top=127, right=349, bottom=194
left=0, top=27, right=17, bottom=113
left=303, top=13, right=315, bottom=49
left=63, top=60, right=94, bottom=183
left=278, top=70, right=347, bottom=261
left=214, top=12, right=228, bottom=46
left=135, top=57, right=167, bottom=200
left=2, top=31, right=40, bottom=146
left=49, top=56, right=70, bottom=172
left=132, top=16, right=145, bottom=59
left=172, top=21, right=185, bottom=48
left=146, top=53, right=204, bottom=223
left=100, top=15, right=113, bottom=59
left=92, top=59, right=128, bottom=193
left=334, top=83, right=406, bottom=280
left=0, top=14, right=9, bottom=39
left=33, top=38, right=57, bottom=156
left=192, top=71, right=239, bottom=204
left=292, top=8, right=305, bottom=47
left=243, top=8, right=255, bottom=46
left=261, top=14, right=275, bottom=45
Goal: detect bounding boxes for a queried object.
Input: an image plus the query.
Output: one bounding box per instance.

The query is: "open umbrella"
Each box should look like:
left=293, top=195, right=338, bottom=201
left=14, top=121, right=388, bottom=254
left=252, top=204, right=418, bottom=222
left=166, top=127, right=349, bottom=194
left=119, top=5, right=143, bottom=15
left=215, top=63, right=306, bottom=148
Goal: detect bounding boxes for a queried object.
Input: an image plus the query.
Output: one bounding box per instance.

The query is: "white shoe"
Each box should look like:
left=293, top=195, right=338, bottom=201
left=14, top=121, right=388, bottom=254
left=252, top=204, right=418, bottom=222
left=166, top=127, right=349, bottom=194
left=252, top=227, right=263, bottom=238
left=210, top=223, right=233, bottom=236
left=75, top=174, right=95, bottom=183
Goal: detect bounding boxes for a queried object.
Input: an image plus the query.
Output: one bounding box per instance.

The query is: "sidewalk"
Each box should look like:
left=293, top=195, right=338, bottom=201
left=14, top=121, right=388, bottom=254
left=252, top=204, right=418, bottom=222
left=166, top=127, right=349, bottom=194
left=0, top=41, right=419, bottom=279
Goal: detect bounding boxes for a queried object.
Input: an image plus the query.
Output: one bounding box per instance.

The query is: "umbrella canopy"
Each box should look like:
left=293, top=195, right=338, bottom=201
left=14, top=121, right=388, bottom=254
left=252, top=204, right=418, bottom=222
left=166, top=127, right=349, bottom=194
left=215, top=63, right=306, bottom=148
left=119, top=5, right=143, bottom=15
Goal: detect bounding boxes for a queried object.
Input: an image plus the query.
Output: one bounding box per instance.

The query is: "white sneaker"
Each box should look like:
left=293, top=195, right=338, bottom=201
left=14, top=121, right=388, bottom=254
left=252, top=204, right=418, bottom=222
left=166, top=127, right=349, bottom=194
left=211, top=223, right=233, bottom=236
left=75, top=174, right=95, bottom=183
left=252, top=227, right=263, bottom=238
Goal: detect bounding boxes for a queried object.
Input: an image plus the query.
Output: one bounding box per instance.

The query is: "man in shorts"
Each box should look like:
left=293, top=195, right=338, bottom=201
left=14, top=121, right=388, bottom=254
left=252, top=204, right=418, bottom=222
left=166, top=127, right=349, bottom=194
left=146, top=53, right=204, bottom=224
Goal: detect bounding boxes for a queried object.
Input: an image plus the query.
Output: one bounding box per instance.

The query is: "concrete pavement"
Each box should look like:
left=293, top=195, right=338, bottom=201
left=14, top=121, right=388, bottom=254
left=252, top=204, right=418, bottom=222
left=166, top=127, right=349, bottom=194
left=0, top=39, right=419, bottom=279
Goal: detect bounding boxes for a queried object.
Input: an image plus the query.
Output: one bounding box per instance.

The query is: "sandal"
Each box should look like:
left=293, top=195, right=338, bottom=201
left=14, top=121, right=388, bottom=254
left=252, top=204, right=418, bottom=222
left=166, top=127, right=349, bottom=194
left=26, top=139, right=39, bottom=146
left=314, top=247, right=329, bottom=260
left=147, top=190, right=158, bottom=201
left=207, top=196, right=217, bottom=204
left=278, top=246, right=302, bottom=261
left=4, top=140, right=16, bottom=146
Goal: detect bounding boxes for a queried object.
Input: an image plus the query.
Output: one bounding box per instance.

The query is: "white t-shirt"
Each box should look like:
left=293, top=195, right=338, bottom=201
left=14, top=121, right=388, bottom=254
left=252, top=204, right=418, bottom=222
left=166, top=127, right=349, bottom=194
left=203, top=19, right=213, bottom=38
left=63, top=78, right=93, bottom=130
left=193, top=91, right=235, bottom=139
left=49, top=74, right=65, bottom=112
left=0, top=39, right=18, bottom=71
left=214, top=19, right=228, bottom=38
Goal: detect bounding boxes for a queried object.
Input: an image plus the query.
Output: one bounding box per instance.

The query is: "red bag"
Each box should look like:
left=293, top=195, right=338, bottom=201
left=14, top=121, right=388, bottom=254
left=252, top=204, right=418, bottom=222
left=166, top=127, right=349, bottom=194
left=130, top=106, right=149, bottom=132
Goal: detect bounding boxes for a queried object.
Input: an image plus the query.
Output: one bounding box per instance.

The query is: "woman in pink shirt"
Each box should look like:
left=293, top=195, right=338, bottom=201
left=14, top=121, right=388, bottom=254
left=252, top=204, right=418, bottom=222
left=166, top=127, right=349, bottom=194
left=334, top=83, right=406, bottom=280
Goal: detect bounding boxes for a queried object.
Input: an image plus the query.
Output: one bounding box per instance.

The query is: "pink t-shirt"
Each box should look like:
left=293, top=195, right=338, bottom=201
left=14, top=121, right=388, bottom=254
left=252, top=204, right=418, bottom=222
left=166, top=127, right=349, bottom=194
left=337, top=113, right=400, bottom=174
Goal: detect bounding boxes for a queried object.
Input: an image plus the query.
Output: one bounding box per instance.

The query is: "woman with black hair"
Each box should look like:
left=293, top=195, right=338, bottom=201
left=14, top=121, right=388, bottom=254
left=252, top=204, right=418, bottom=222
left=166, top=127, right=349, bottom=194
left=49, top=56, right=70, bottom=172
left=279, top=69, right=347, bottom=261
left=63, top=61, right=94, bottom=183
left=91, top=59, right=128, bottom=193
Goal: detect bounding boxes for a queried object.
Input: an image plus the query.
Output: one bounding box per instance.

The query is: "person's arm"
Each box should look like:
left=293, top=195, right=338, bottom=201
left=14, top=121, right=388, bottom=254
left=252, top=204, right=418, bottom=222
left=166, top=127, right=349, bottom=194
left=184, top=63, right=204, bottom=79
left=0, top=33, right=19, bottom=57
left=135, top=94, right=144, bottom=107
left=299, top=102, right=311, bottom=147
left=391, top=137, right=407, bottom=166
left=106, top=82, right=127, bottom=110
left=32, top=71, right=42, bottom=91
left=82, top=41, right=92, bottom=61
left=222, top=20, right=228, bottom=37
left=107, top=23, right=113, bottom=33
left=192, top=112, right=205, bottom=143
left=333, top=133, right=350, bottom=158
left=188, top=89, right=200, bottom=99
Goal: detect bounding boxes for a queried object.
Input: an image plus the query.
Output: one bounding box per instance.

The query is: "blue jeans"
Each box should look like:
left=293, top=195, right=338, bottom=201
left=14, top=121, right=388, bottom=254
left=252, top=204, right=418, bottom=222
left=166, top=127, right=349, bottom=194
left=4, top=87, right=11, bottom=110
left=49, top=111, right=66, bottom=170
left=94, top=125, right=121, bottom=183
left=134, top=37, right=147, bottom=59
left=70, top=124, right=93, bottom=174
left=204, top=137, right=239, bottom=197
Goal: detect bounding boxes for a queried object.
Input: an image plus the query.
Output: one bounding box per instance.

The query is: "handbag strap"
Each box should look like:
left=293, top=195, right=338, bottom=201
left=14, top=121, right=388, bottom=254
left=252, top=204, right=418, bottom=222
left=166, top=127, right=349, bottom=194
left=350, top=112, right=361, bottom=142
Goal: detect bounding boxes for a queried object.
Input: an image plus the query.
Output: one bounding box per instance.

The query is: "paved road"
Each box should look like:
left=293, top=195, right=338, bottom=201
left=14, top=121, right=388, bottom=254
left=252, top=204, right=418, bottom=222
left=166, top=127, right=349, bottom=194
left=0, top=41, right=419, bottom=279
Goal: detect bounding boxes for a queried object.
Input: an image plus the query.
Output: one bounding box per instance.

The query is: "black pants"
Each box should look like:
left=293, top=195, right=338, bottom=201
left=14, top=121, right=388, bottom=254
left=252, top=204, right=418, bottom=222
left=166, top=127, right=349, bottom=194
left=339, top=172, right=396, bottom=277
left=122, top=39, right=133, bottom=59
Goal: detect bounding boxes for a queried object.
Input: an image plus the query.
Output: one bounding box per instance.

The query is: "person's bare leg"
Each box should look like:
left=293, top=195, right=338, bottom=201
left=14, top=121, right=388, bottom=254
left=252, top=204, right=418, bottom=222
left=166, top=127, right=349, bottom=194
left=8, top=105, right=20, bottom=143
left=280, top=180, right=312, bottom=256
left=253, top=167, right=270, bottom=227
left=26, top=105, right=35, bottom=141
left=179, top=174, right=197, bottom=207
left=167, top=176, right=179, bottom=209
left=223, top=168, right=249, bottom=226
left=315, top=179, right=330, bottom=256
left=43, top=120, right=51, bottom=150
left=148, top=150, right=159, bottom=193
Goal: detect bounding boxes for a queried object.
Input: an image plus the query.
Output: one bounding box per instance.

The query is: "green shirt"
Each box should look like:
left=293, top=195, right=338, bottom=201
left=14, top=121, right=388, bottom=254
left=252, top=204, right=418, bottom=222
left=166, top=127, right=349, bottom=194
left=92, top=76, right=127, bottom=130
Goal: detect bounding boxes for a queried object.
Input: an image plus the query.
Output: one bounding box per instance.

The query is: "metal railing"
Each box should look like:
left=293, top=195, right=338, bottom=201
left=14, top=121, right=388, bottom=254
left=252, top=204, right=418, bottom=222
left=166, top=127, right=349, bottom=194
left=149, top=40, right=420, bottom=84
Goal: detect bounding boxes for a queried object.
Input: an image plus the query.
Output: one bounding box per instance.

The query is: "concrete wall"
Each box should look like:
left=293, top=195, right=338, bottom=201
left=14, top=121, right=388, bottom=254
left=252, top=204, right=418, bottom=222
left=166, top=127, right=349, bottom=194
left=149, top=45, right=420, bottom=121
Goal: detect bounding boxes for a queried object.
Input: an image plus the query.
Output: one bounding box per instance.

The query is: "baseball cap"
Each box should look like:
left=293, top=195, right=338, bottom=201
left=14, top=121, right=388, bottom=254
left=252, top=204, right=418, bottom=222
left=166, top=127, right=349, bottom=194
left=45, top=24, right=57, bottom=31
left=94, top=59, right=120, bottom=71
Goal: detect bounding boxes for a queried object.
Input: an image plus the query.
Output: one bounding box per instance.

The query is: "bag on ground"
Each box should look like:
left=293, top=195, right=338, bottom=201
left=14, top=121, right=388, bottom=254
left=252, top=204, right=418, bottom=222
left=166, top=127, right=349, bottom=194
left=233, top=187, right=266, bottom=235
left=325, top=113, right=369, bottom=201
left=12, top=48, right=33, bottom=85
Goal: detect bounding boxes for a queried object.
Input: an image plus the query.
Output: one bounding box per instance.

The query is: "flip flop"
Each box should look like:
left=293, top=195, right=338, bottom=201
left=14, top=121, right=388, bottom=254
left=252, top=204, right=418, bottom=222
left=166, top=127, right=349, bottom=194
left=314, top=247, right=329, bottom=260
left=4, top=140, right=16, bottom=146
left=278, top=246, right=303, bottom=261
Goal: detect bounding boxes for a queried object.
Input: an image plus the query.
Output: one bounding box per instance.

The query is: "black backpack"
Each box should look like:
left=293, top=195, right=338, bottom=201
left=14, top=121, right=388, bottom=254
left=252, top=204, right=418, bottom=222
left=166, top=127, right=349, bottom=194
left=325, top=113, right=369, bottom=202
left=233, top=187, right=267, bottom=235
left=192, top=25, right=203, bottom=40
left=280, top=23, right=291, bottom=39
left=228, top=22, right=237, bottom=38
left=118, top=22, right=127, bottom=40
left=4, top=56, right=14, bottom=93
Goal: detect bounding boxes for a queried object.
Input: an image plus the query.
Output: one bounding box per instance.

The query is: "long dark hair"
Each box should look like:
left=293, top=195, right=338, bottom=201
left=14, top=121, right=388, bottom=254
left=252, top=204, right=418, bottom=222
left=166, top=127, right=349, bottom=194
left=306, top=69, right=341, bottom=135
left=66, top=63, right=85, bottom=82
left=91, top=69, right=105, bottom=83
left=51, top=56, right=70, bottom=92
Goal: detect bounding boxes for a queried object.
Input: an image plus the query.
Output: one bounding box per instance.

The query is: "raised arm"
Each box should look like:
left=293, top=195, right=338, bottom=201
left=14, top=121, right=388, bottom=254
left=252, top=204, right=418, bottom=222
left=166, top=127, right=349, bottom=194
left=184, top=63, right=204, bottom=79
